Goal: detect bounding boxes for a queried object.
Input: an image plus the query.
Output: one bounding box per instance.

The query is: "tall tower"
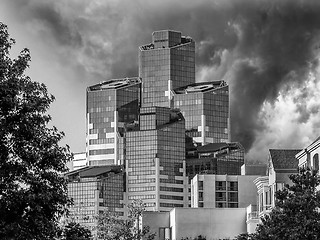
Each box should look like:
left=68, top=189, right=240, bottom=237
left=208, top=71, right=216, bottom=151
left=174, top=80, right=230, bottom=145
left=139, top=30, right=195, bottom=108
left=126, top=107, right=187, bottom=211
left=86, top=78, right=141, bottom=166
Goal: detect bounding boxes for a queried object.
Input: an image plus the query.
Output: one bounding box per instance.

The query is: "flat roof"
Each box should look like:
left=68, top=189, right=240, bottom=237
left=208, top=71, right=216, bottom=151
left=88, top=77, right=141, bottom=91
left=174, top=80, right=227, bottom=94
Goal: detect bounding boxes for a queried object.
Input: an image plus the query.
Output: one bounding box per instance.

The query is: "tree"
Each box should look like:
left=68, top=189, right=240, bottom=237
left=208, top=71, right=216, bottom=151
left=236, top=168, right=320, bottom=240
left=96, top=199, right=155, bottom=240
left=0, top=22, right=72, bottom=239
left=62, top=222, right=92, bottom=240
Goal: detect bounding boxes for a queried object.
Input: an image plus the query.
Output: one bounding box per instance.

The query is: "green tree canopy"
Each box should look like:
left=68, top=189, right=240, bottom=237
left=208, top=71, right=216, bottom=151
left=0, top=22, right=72, bottom=239
left=236, top=168, right=320, bottom=240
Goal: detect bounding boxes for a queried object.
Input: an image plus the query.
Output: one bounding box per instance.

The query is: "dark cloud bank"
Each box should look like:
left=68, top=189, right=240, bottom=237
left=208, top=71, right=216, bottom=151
left=10, top=0, right=320, bottom=161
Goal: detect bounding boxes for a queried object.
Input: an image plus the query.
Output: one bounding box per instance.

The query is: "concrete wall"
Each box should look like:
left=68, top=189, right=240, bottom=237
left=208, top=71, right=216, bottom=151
left=171, top=208, right=247, bottom=240
left=238, top=175, right=260, bottom=208
left=143, top=211, right=170, bottom=240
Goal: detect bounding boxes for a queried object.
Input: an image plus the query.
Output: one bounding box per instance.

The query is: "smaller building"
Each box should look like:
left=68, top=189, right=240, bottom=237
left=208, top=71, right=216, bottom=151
left=65, top=165, right=125, bottom=236
left=186, top=142, right=245, bottom=178
left=191, top=174, right=260, bottom=209
left=142, top=208, right=247, bottom=240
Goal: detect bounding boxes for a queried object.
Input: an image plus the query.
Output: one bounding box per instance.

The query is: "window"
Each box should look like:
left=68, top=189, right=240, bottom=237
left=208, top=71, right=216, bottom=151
left=198, top=181, right=203, bottom=190
left=199, top=192, right=203, bottom=201
left=216, top=192, right=226, bottom=201
left=228, top=181, right=238, bottom=191
left=216, top=181, right=226, bottom=191
left=313, top=154, right=319, bottom=171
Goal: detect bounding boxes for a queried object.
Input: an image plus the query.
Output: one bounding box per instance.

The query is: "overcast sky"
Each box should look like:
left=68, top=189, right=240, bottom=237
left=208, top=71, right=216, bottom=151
left=2, top=0, right=320, bottom=163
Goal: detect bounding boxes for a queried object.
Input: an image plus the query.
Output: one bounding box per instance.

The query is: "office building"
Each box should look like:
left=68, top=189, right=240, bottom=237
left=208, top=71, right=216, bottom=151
left=86, top=77, right=141, bottom=166
left=173, top=81, right=230, bottom=145
left=66, top=165, right=125, bottom=236
left=126, top=107, right=187, bottom=212
left=139, top=30, right=195, bottom=108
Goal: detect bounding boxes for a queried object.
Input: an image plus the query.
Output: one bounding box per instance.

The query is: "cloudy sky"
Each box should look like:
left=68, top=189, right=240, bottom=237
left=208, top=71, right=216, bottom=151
left=2, top=0, right=320, bottom=163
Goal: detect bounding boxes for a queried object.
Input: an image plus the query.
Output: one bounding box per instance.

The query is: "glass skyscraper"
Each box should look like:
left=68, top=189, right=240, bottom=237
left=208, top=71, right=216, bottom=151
left=139, top=30, right=195, bottom=108
left=75, top=30, right=236, bottom=221
left=126, top=107, right=187, bottom=211
left=86, top=77, right=141, bottom=166
left=174, top=81, right=230, bottom=145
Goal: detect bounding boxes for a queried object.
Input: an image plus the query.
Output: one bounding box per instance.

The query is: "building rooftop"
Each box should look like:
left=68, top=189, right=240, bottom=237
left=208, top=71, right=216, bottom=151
left=65, top=165, right=123, bottom=178
left=88, top=77, right=141, bottom=91
left=197, top=142, right=243, bottom=154
left=140, top=30, right=193, bottom=51
left=269, top=149, right=302, bottom=170
left=173, top=81, right=227, bottom=94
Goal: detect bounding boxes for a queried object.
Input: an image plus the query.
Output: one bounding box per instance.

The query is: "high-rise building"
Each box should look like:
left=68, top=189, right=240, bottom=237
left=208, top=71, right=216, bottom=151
left=78, top=30, right=235, bottom=222
left=174, top=81, right=230, bottom=145
left=126, top=107, right=187, bottom=211
left=86, top=77, right=141, bottom=166
left=139, top=30, right=195, bottom=108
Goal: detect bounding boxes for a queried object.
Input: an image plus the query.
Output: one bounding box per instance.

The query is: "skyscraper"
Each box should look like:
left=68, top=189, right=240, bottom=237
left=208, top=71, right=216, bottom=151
left=126, top=107, right=187, bottom=211
left=79, top=30, right=235, bottom=217
left=139, top=30, right=195, bottom=108
left=174, top=80, right=230, bottom=145
left=86, top=77, right=141, bottom=166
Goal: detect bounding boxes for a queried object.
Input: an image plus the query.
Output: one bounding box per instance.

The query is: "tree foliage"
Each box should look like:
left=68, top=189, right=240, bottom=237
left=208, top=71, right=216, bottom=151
left=96, top=199, right=155, bottom=240
left=0, top=22, right=72, bottom=239
left=236, top=168, right=320, bottom=240
left=62, top=222, right=92, bottom=240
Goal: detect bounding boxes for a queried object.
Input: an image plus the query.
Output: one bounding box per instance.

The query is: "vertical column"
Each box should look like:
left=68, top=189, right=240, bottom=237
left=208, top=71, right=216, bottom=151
left=114, top=110, right=118, bottom=165
left=201, top=114, right=206, bottom=145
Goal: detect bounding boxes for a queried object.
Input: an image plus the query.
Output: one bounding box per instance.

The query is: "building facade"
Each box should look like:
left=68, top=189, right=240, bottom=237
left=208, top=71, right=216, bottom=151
left=186, top=142, right=245, bottom=178
left=297, top=136, right=320, bottom=170
left=65, top=166, right=125, bottom=236
left=191, top=174, right=260, bottom=209
left=126, top=107, right=188, bottom=212
left=139, top=30, right=195, bottom=108
left=86, top=78, right=141, bottom=166
left=173, top=81, right=230, bottom=145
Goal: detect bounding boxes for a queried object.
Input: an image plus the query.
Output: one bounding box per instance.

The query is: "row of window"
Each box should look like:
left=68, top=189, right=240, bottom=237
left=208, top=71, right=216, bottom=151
left=128, top=194, right=156, bottom=200
left=128, top=186, right=155, bottom=192
left=89, top=149, right=114, bottom=155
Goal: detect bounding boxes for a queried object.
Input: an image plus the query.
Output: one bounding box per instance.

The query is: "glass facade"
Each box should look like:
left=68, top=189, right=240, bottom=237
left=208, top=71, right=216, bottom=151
left=186, top=142, right=245, bottom=181
left=66, top=166, right=125, bottom=235
left=139, top=30, right=195, bottom=108
left=86, top=78, right=141, bottom=166
left=126, top=107, right=187, bottom=211
left=174, top=81, right=230, bottom=145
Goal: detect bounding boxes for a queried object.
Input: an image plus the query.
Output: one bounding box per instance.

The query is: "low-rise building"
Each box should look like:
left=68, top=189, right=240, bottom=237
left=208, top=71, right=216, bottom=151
left=191, top=174, right=260, bottom=209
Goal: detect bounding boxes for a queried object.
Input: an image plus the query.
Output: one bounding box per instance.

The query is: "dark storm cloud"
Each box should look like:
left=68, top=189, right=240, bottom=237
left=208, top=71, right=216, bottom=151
left=8, top=0, right=320, bottom=155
